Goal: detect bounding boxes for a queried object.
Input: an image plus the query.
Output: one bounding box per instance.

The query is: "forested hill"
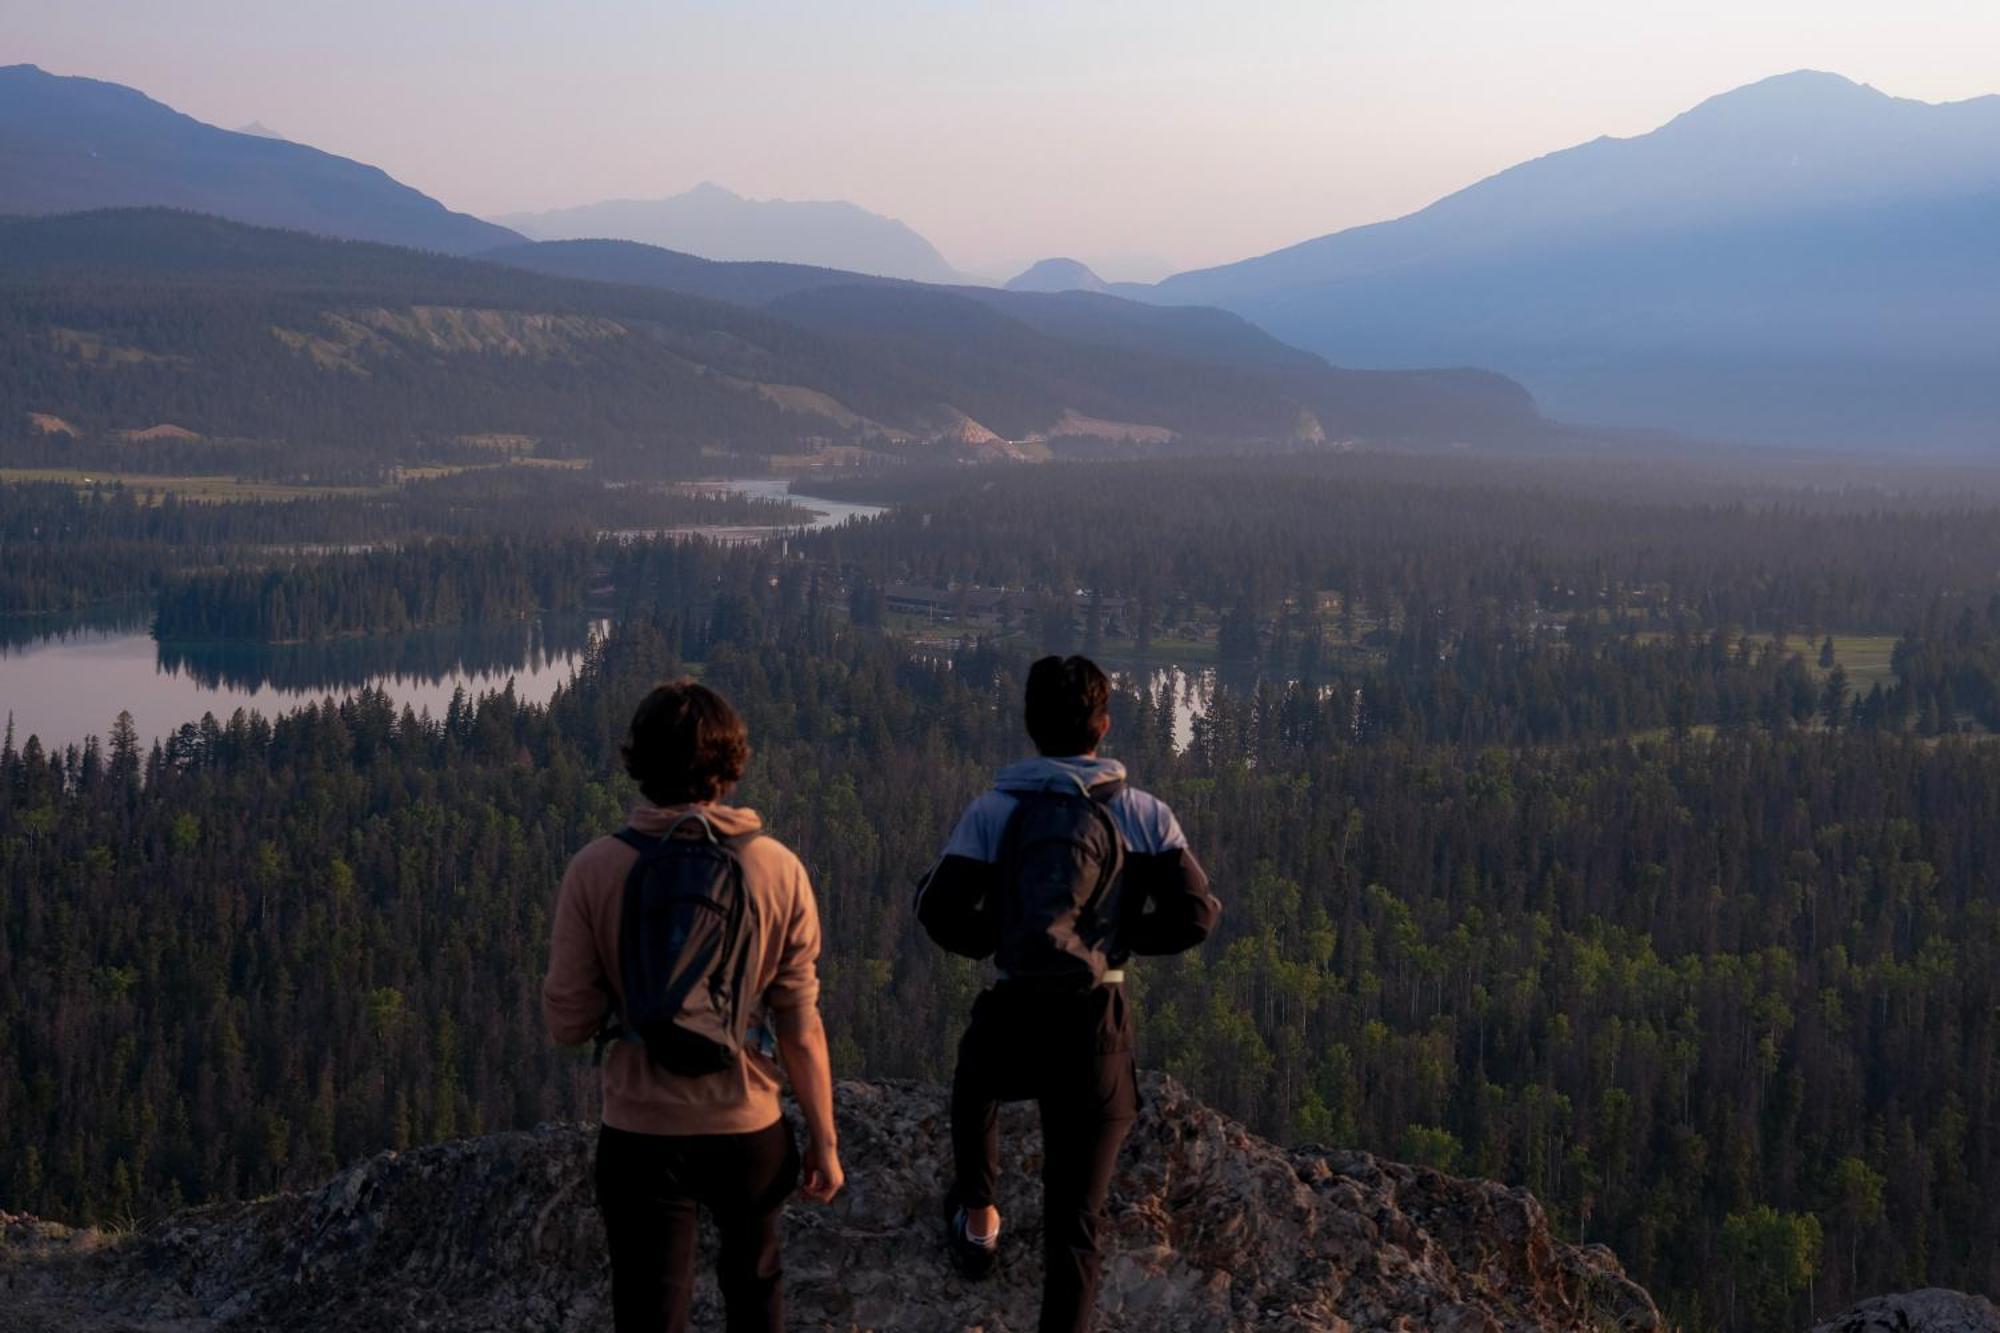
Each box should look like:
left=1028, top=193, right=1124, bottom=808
left=483, top=237, right=1327, bottom=373
left=0, top=211, right=1543, bottom=474
left=486, top=235, right=1537, bottom=443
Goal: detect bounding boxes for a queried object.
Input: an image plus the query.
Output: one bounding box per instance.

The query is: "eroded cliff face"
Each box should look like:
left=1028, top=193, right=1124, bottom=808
left=0, top=1075, right=1661, bottom=1332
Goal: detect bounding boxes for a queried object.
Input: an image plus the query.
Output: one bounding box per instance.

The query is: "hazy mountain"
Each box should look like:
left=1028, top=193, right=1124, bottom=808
left=484, top=238, right=1325, bottom=375
left=1152, top=71, right=2000, bottom=450
left=496, top=183, right=966, bottom=283
left=235, top=121, right=286, bottom=140
left=0, top=211, right=1539, bottom=464
left=483, top=235, right=1530, bottom=443
left=0, top=65, right=519, bottom=254
left=1005, top=257, right=1108, bottom=293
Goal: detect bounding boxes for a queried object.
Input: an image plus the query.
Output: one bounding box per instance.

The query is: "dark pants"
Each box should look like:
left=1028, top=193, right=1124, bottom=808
left=594, top=1119, right=800, bottom=1333
left=950, top=981, right=1140, bottom=1333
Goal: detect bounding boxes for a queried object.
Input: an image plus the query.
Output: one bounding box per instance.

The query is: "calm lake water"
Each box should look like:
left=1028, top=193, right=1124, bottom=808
left=0, top=612, right=607, bottom=754
left=0, top=479, right=885, bottom=753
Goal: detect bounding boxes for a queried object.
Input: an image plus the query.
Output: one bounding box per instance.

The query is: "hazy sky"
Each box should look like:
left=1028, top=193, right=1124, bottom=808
left=7, top=0, right=1999, bottom=279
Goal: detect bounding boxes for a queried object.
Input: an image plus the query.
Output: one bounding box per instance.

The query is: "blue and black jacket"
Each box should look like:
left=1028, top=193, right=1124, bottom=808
left=916, top=755, right=1221, bottom=967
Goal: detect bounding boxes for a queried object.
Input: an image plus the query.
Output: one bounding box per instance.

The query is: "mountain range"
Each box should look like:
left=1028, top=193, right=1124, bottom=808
left=0, top=64, right=519, bottom=255
left=497, top=183, right=967, bottom=283
left=0, top=211, right=1540, bottom=468
left=0, top=65, right=1542, bottom=461
left=7, top=61, right=1993, bottom=452
left=1148, top=71, right=2000, bottom=450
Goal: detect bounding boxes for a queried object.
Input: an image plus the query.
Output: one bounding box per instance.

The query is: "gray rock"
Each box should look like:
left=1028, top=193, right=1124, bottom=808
left=1813, top=1290, right=2000, bottom=1333
left=0, top=1075, right=1661, bottom=1332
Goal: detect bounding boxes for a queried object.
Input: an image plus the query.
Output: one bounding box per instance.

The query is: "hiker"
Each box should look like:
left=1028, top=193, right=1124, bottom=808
left=543, top=680, right=842, bottom=1333
left=917, top=654, right=1221, bottom=1333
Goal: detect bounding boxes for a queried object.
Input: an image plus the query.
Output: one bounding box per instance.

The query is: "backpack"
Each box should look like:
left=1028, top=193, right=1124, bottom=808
left=613, top=812, right=763, bottom=1076
left=994, top=779, right=1127, bottom=986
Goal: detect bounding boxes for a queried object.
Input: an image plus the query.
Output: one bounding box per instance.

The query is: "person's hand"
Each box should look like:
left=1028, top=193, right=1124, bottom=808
left=800, top=1137, right=844, bottom=1203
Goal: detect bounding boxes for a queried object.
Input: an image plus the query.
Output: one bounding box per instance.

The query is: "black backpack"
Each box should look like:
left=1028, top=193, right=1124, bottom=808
left=994, top=780, right=1127, bottom=986
left=613, top=813, right=763, bottom=1076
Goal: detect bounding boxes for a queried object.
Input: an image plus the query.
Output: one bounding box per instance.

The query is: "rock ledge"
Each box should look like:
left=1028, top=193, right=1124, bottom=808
left=1, top=1075, right=1662, bottom=1332
left=1813, top=1289, right=2000, bottom=1333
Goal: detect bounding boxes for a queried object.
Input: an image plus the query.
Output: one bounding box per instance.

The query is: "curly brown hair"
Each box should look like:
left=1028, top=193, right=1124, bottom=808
left=621, top=679, right=751, bottom=806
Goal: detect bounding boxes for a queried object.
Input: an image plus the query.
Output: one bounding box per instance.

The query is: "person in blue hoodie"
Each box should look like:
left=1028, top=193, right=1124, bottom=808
left=917, top=654, right=1221, bottom=1333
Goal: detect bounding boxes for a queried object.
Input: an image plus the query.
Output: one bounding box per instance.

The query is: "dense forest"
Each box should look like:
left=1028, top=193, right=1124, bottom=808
left=151, top=538, right=595, bottom=642
left=809, top=454, right=2000, bottom=635
left=6, top=455, right=2000, bottom=1331
left=0, top=471, right=808, bottom=615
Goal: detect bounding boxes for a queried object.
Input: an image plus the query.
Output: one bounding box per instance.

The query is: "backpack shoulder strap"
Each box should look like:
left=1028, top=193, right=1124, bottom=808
left=1080, top=787, right=1126, bottom=889
left=615, top=827, right=655, bottom=854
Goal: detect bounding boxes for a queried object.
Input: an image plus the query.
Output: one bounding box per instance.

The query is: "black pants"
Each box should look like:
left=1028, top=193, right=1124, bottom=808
left=594, top=1119, right=800, bottom=1333
left=950, top=982, right=1140, bottom=1333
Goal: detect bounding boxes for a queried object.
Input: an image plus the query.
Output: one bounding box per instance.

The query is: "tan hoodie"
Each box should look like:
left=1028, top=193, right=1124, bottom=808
left=542, top=802, right=822, bottom=1136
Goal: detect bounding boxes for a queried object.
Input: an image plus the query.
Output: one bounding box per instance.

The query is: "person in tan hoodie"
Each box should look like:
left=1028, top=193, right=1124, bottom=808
left=543, top=679, right=841, bottom=1333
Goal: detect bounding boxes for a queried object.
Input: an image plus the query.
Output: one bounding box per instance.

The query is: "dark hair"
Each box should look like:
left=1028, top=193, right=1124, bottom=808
left=621, top=679, right=750, bottom=806
left=1024, top=655, right=1112, bottom=756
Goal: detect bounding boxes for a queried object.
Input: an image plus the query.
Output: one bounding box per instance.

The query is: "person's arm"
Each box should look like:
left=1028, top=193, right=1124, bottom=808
left=1118, top=795, right=1222, bottom=956
left=776, top=1007, right=842, bottom=1202
left=914, top=793, right=1009, bottom=957
left=1124, top=846, right=1222, bottom=954
left=542, top=855, right=610, bottom=1045
left=915, top=854, right=1001, bottom=958
left=768, top=862, right=842, bottom=1202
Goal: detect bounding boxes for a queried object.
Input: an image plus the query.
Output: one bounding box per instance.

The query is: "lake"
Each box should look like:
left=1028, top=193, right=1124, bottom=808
left=0, top=478, right=885, bottom=753
left=0, top=611, right=608, bottom=754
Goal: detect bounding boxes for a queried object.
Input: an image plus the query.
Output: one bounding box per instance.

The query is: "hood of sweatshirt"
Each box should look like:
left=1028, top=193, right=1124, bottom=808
left=628, top=801, right=763, bottom=838
left=993, top=754, right=1127, bottom=795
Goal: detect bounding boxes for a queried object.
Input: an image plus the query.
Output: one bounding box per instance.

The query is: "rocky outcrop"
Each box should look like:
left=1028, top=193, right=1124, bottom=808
left=1813, top=1290, right=2000, bottom=1333
left=0, top=1075, right=1660, bottom=1332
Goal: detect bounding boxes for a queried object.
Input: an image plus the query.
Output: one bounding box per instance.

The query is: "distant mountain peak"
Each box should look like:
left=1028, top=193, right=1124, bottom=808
left=1722, top=68, right=1876, bottom=99
left=1150, top=68, right=2000, bottom=451
left=1004, top=257, right=1108, bottom=294
left=496, top=184, right=967, bottom=283
left=1661, top=68, right=1901, bottom=135
left=235, top=120, right=287, bottom=140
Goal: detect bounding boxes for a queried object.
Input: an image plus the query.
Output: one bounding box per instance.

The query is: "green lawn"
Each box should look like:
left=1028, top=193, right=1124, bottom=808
left=0, top=468, right=374, bottom=502
left=1821, top=634, right=1900, bottom=692
left=0, top=456, right=590, bottom=504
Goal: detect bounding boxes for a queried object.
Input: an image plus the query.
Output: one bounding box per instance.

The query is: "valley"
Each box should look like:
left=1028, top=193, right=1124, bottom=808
left=5, top=36, right=2000, bottom=1333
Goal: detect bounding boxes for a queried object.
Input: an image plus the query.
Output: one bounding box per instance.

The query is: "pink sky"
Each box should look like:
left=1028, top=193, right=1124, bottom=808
left=8, top=0, right=1998, bottom=280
